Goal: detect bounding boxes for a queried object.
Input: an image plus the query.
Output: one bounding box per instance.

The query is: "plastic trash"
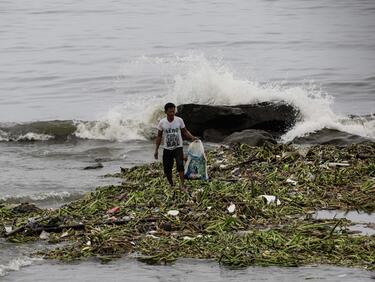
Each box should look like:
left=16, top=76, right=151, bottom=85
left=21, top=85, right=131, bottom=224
left=258, top=195, right=281, bottom=206
left=231, top=167, right=240, bottom=176
left=328, top=162, right=350, bottom=167
left=227, top=203, right=236, bottom=213
left=107, top=207, right=120, bottom=214
left=167, top=210, right=179, bottom=216
left=184, top=140, right=208, bottom=180
left=39, top=231, right=50, bottom=240
left=286, top=178, right=298, bottom=186
left=60, top=231, right=70, bottom=238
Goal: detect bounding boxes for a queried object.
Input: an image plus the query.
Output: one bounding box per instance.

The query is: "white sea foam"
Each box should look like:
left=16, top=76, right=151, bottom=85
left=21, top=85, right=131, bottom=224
left=0, top=129, right=9, bottom=141
left=74, top=54, right=375, bottom=142
left=0, top=257, right=38, bottom=277
left=74, top=110, right=148, bottom=141
left=0, top=191, right=82, bottom=204
left=0, top=131, right=54, bottom=142
left=15, top=132, right=54, bottom=141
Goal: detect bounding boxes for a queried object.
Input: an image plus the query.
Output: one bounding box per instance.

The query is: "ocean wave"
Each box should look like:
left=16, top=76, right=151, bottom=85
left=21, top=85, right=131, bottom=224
left=0, top=120, right=77, bottom=142
left=0, top=118, right=153, bottom=143
left=0, top=191, right=84, bottom=205
left=1, top=55, right=374, bottom=144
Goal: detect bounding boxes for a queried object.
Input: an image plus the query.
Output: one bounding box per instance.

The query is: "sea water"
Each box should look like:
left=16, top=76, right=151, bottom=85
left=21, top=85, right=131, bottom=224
left=0, top=0, right=374, bottom=279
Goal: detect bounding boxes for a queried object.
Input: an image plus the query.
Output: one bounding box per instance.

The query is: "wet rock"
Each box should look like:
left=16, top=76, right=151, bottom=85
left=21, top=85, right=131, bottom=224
left=292, top=128, right=372, bottom=145
left=223, top=129, right=277, bottom=146
left=203, top=128, right=231, bottom=142
left=177, top=102, right=299, bottom=139
left=84, top=162, right=103, bottom=170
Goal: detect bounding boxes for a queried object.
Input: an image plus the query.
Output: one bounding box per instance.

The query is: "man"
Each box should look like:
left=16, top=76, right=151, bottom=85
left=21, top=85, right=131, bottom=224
left=154, top=102, right=196, bottom=190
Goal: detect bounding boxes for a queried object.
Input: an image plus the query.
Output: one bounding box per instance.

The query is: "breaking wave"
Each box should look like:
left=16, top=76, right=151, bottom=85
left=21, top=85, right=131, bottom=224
left=1, top=54, right=374, bottom=143
left=0, top=191, right=84, bottom=206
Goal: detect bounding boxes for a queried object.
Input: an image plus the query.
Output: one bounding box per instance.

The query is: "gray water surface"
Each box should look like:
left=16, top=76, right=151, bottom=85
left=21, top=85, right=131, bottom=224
left=1, top=0, right=375, bottom=280
left=1, top=0, right=374, bottom=121
left=3, top=258, right=375, bottom=282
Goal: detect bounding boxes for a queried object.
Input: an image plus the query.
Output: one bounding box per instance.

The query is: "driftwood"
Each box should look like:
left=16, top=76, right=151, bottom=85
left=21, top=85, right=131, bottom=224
left=4, top=216, right=50, bottom=237
left=5, top=217, right=158, bottom=237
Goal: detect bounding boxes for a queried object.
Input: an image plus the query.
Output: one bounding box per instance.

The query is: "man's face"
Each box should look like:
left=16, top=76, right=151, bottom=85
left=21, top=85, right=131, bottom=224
left=165, top=107, right=176, bottom=119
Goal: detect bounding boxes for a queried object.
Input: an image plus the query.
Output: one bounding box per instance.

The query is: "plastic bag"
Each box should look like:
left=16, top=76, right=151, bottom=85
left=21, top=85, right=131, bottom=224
left=184, top=140, right=208, bottom=180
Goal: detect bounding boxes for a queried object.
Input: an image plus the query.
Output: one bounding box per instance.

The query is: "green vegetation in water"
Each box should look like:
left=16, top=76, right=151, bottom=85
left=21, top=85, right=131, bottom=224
left=1, top=143, right=374, bottom=269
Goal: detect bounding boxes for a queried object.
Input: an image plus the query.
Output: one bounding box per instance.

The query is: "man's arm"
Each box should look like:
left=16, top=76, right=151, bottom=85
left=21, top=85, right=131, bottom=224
left=181, top=128, right=197, bottom=141
left=154, top=130, right=163, bottom=159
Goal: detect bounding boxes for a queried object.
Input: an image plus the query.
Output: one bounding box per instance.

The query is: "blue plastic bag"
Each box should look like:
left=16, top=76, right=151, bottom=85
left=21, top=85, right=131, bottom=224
left=184, top=140, right=208, bottom=180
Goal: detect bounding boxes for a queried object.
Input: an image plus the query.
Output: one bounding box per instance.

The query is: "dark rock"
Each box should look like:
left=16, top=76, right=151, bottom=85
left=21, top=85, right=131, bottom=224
left=84, top=162, right=103, bottom=170
left=292, top=128, right=373, bottom=145
left=223, top=129, right=277, bottom=146
left=11, top=203, right=41, bottom=214
left=177, top=102, right=299, bottom=139
left=203, top=128, right=231, bottom=142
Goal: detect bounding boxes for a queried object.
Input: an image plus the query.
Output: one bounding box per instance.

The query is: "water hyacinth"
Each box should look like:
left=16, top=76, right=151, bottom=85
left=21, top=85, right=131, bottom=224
left=0, top=143, right=374, bottom=269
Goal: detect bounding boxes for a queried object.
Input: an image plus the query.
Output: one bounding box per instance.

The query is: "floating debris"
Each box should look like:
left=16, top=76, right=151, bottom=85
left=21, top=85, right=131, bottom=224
left=231, top=167, right=241, bottom=176
left=39, top=231, right=50, bottom=240
left=107, top=207, right=120, bottom=214
left=286, top=178, right=298, bottom=186
left=258, top=195, right=281, bottom=206
left=60, top=231, right=69, bottom=238
left=167, top=210, right=179, bottom=216
left=227, top=203, right=236, bottom=213
left=328, top=162, right=350, bottom=167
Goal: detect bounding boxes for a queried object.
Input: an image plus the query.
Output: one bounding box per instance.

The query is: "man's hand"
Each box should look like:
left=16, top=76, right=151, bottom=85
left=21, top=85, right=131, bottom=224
left=154, top=151, right=158, bottom=160
left=182, top=128, right=198, bottom=142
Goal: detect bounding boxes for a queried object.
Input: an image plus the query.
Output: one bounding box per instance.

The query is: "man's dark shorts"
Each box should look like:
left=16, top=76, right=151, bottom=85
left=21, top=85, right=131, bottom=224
left=163, top=147, right=184, bottom=175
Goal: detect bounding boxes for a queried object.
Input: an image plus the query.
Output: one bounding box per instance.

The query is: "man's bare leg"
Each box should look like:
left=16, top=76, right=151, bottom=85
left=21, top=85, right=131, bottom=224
left=166, top=171, right=174, bottom=187
left=178, top=171, right=187, bottom=191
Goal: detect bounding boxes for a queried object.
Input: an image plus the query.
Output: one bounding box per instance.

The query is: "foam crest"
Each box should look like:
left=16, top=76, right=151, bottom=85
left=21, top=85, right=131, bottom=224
left=15, top=132, right=54, bottom=141
left=0, top=257, right=37, bottom=277
left=0, top=130, right=54, bottom=142
left=0, top=130, right=9, bottom=141
left=74, top=104, right=150, bottom=141
left=0, top=191, right=83, bottom=205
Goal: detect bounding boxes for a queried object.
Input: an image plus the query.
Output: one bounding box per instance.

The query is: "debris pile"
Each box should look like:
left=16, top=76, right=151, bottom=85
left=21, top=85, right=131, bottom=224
left=1, top=143, right=374, bottom=269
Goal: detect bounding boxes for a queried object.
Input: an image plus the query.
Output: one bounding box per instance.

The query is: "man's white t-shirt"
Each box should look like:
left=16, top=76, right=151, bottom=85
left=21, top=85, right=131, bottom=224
left=157, top=117, right=185, bottom=150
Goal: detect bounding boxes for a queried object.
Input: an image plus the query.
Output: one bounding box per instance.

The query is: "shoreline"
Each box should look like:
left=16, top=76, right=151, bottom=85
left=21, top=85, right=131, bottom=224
left=1, top=142, right=374, bottom=270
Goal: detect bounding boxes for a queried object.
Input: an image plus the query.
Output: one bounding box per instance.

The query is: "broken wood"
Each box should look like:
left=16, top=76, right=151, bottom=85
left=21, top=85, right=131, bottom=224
left=5, top=217, right=158, bottom=237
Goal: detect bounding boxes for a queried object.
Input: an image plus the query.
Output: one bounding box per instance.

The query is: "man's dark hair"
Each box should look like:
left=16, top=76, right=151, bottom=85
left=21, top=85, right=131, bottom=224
left=164, top=102, right=176, bottom=112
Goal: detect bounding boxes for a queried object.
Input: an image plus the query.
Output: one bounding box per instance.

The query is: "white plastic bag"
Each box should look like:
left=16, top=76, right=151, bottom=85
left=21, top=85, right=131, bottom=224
left=184, top=140, right=208, bottom=180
